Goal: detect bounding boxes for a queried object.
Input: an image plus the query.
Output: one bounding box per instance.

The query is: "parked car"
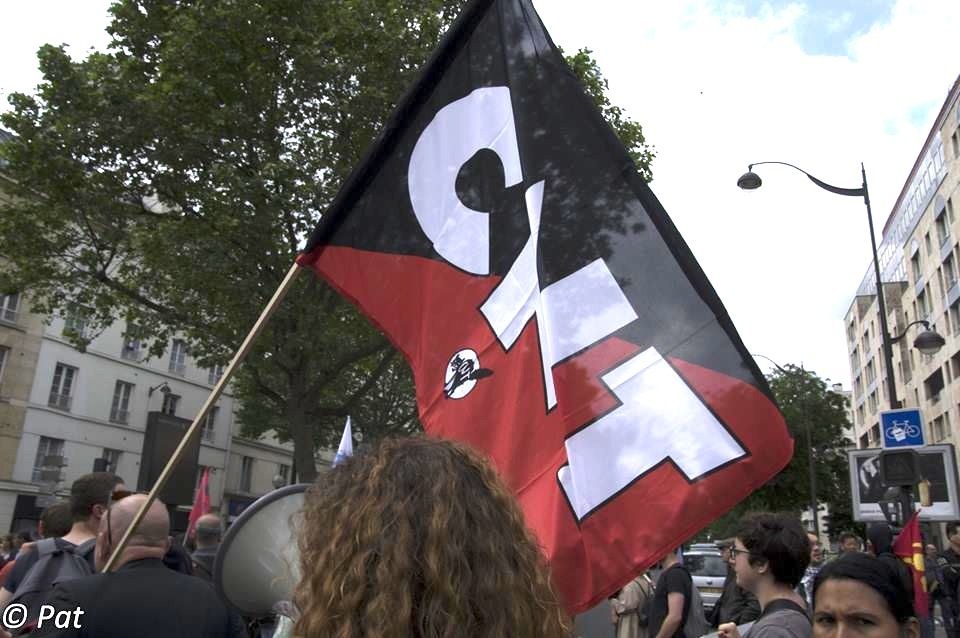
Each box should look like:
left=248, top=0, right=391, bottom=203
left=684, top=543, right=728, bottom=614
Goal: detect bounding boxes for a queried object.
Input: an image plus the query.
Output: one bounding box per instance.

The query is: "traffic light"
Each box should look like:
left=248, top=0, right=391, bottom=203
left=878, top=449, right=920, bottom=487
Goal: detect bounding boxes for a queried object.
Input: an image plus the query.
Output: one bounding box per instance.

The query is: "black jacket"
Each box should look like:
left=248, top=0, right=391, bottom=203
left=31, top=558, right=236, bottom=638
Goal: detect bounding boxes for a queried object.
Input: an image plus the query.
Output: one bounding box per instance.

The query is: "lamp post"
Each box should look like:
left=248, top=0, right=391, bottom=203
left=753, top=354, right=819, bottom=536
left=738, top=162, right=945, bottom=408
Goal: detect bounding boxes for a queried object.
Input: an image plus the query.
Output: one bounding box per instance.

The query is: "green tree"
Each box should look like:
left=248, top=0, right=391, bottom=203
left=700, top=365, right=855, bottom=541
left=0, top=0, right=654, bottom=481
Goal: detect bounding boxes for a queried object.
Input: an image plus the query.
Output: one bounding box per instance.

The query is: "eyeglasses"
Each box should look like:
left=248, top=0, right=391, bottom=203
left=729, top=547, right=754, bottom=559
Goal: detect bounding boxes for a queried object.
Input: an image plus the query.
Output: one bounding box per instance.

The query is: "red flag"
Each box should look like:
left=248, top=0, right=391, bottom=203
left=296, top=0, right=793, bottom=613
left=893, top=512, right=929, bottom=617
left=186, top=466, right=211, bottom=539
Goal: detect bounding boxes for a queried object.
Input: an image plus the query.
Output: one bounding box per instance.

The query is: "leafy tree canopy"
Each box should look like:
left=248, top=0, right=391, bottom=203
left=0, top=0, right=654, bottom=481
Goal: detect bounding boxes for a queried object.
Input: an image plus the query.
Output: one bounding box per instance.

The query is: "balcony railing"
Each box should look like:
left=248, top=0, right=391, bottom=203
left=48, top=392, right=72, bottom=411
left=169, top=362, right=186, bottom=376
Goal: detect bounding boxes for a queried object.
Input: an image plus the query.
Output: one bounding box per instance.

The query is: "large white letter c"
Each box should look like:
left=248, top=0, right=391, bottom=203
left=408, top=87, right=523, bottom=275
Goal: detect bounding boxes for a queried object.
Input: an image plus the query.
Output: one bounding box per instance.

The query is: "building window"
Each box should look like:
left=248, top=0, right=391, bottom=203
left=48, top=363, right=77, bottom=411
left=946, top=256, right=958, bottom=290
left=868, top=423, right=880, bottom=447
left=932, top=414, right=951, bottom=443
left=110, top=381, right=134, bottom=424
left=918, top=289, right=931, bottom=319
left=937, top=213, right=951, bottom=248
left=121, top=335, right=141, bottom=361
left=277, top=463, right=290, bottom=485
left=161, top=393, right=180, bottom=416
left=953, top=129, right=960, bottom=159
left=0, top=346, right=8, bottom=389
left=202, top=406, right=219, bottom=442
left=169, top=339, right=187, bottom=376
left=926, top=232, right=933, bottom=256
left=63, top=305, right=89, bottom=339
left=208, top=364, right=225, bottom=386
left=925, top=368, right=946, bottom=404
left=0, top=293, right=20, bottom=323
left=239, top=456, right=254, bottom=493
left=32, top=436, right=65, bottom=483
left=101, top=448, right=122, bottom=474
left=911, top=252, right=922, bottom=281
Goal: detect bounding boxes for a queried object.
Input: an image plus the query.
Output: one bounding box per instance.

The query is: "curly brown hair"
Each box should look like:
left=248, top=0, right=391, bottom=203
left=294, top=436, right=571, bottom=638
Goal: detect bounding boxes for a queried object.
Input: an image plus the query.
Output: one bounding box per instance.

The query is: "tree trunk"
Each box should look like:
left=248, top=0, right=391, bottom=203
left=287, top=392, right=318, bottom=484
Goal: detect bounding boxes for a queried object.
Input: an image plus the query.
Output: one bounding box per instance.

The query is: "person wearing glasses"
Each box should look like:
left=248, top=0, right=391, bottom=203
left=0, top=472, right=124, bottom=613
left=717, top=513, right=812, bottom=638
left=32, top=494, right=237, bottom=637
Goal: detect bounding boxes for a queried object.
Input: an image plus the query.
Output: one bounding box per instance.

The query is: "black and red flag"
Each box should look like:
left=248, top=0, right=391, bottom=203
left=297, top=0, right=792, bottom=613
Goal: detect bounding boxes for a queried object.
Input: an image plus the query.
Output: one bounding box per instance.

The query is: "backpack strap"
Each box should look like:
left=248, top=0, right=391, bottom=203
left=74, top=538, right=97, bottom=557
left=35, top=538, right=60, bottom=557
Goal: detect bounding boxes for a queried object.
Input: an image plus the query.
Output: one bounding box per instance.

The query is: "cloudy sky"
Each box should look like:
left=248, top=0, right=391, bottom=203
left=2, top=0, right=959, bottom=388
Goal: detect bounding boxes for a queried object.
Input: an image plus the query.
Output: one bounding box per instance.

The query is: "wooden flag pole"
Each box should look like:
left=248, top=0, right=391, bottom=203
left=103, top=262, right=303, bottom=572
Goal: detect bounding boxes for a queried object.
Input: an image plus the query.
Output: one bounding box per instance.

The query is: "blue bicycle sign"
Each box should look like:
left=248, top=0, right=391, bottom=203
left=880, top=409, right=925, bottom=449
left=884, top=421, right=920, bottom=442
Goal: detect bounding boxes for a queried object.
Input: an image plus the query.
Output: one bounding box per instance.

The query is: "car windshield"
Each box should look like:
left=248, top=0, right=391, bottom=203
left=685, top=554, right=728, bottom=578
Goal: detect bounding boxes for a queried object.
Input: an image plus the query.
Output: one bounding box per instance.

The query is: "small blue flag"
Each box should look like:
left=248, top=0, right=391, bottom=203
left=333, top=416, right=353, bottom=466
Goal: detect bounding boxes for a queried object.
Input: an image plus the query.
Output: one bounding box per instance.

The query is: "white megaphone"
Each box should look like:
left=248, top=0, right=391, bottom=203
left=214, top=483, right=308, bottom=618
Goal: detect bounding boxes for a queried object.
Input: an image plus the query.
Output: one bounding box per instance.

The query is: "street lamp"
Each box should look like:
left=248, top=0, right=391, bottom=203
left=752, top=353, right=819, bottom=536
left=738, top=161, right=945, bottom=408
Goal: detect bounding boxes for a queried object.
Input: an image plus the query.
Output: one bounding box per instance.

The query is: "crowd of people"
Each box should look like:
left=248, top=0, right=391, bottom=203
left=0, top=437, right=953, bottom=637
left=607, top=514, right=955, bottom=638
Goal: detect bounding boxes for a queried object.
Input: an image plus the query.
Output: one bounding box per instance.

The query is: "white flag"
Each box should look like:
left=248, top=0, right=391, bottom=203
left=333, top=416, right=353, bottom=466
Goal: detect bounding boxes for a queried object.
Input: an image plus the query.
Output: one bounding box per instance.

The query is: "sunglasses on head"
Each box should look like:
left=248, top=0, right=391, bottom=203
left=105, top=490, right=148, bottom=550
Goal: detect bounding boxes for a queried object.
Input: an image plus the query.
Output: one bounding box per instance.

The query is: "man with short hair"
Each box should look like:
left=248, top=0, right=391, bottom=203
left=717, top=513, right=811, bottom=638
left=649, top=548, right=692, bottom=638
left=0, top=472, right=123, bottom=609
left=32, top=494, right=236, bottom=637
left=837, top=531, right=861, bottom=555
left=190, top=513, right=222, bottom=581
left=0, top=502, right=72, bottom=590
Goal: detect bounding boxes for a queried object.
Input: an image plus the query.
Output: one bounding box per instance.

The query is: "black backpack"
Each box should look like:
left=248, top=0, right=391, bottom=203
left=8, top=538, right=96, bottom=614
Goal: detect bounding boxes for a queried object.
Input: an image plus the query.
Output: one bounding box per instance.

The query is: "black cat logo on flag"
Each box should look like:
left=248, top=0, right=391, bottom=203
left=297, top=0, right=793, bottom=613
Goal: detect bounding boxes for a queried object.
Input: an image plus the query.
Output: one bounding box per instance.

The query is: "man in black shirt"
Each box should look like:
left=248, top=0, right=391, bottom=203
left=649, top=548, right=692, bottom=638
left=937, top=522, right=960, bottom=638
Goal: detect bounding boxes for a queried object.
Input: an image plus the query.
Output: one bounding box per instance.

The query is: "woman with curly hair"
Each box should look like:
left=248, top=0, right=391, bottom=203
left=294, top=436, right=571, bottom=638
